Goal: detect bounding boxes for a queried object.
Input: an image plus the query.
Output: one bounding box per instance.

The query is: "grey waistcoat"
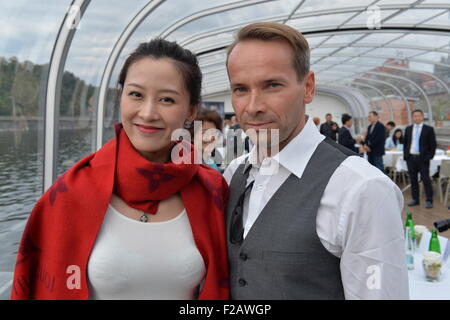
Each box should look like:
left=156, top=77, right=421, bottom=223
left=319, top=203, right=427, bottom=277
left=226, top=138, right=357, bottom=300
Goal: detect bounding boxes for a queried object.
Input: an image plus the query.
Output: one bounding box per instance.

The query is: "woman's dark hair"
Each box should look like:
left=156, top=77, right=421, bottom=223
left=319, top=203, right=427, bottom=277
left=392, top=128, right=404, bottom=145
left=117, top=38, right=202, bottom=106
left=196, top=108, right=223, bottom=131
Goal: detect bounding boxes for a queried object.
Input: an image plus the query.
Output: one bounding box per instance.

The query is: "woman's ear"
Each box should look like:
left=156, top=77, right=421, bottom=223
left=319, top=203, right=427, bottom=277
left=187, top=104, right=199, bottom=122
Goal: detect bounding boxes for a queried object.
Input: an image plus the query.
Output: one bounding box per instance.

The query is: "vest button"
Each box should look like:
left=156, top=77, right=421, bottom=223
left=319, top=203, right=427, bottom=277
left=239, top=253, right=248, bottom=261
left=238, top=278, right=247, bottom=286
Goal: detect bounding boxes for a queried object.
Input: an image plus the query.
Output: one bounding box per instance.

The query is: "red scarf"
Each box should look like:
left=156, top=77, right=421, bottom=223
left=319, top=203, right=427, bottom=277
left=11, top=124, right=230, bottom=300
left=114, top=126, right=198, bottom=214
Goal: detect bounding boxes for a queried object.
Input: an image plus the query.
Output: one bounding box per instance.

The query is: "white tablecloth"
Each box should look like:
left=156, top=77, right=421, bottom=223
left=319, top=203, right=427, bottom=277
left=394, top=155, right=450, bottom=176
left=384, top=151, right=403, bottom=168
left=409, top=232, right=450, bottom=300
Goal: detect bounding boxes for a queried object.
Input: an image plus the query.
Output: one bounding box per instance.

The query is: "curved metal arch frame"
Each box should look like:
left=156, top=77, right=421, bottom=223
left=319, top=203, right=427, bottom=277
left=96, top=0, right=166, bottom=150
left=350, top=83, right=394, bottom=120
left=353, top=77, right=412, bottom=124
left=181, top=3, right=450, bottom=52
left=194, top=28, right=450, bottom=58
left=44, top=0, right=91, bottom=191
left=321, top=68, right=432, bottom=122
left=364, top=71, right=433, bottom=123
left=158, top=0, right=276, bottom=39
left=197, top=41, right=450, bottom=77
left=351, top=82, right=394, bottom=121
left=316, top=85, right=368, bottom=119
left=313, top=62, right=450, bottom=114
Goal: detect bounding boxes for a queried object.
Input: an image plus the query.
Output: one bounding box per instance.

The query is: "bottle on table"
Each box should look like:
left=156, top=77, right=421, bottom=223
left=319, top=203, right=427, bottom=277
left=405, top=226, right=415, bottom=270
left=428, top=229, right=441, bottom=254
left=405, top=212, right=415, bottom=252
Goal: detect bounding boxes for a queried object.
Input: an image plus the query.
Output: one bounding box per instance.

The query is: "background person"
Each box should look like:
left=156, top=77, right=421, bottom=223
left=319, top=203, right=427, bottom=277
left=403, top=109, right=437, bottom=209
left=385, top=121, right=396, bottom=140
left=320, top=113, right=339, bottom=141
left=364, top=111, right=386, bottom=173
left=385, top=128, right=404, bottom=151
left=338, top=113, right=359, bottom=153
left=193, top=109, right=224, bottom=172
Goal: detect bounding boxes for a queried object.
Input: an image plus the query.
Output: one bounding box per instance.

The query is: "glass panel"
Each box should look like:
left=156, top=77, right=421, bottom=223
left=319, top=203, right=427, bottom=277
left=199, top=51, right=227, bottom=68
left=296, top=0, right=374, bottom=13
left=186, top=32, right=234, bottom=53
left=172, top=0, right=299, bottom=41
left=305, top=35, right=330, bottom=47
left=60, top=0, right=149, bottom=171
left=347, top=56, right=391, bottom=66
left=344, top=9, right=398, bottom=26
left=321, top=70, right=358, bottom=77
left=394, top=33, right=450, bottom=48
left=323, top=34, right=365, bottom=45
left=0, top=0, right=71, bottom=299
left=421, top=0, right=450, bottom=4
left=318, top=56, right=353, bottom=64
left=383, top=9, right=447, bottom=24
left=355, top=32, right=405, bottom=44
left=422, top=10, right=450, bottom=26
left=288, top=12, right=357, bottom=30
left=377, top=0, right=418, bottom=5
left=311, top=47, right=341, bottom=55
left=365, top=47, right=417, bottom=57
left=337, top=46, right=374, bottom=55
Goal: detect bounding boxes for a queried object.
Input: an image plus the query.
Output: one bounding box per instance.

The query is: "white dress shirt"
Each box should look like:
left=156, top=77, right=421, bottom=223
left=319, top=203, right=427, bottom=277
left=410, top=122, right=423, bottom=155
left=224, top=116, right=409, bottom=300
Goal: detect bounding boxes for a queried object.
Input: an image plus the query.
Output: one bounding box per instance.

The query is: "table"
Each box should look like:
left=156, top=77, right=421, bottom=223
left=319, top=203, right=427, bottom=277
left=393, top=154, right=450, bottom=177
left=384, top=150, right=403, bottom=168
left=409, top=232, right=450, bottom=300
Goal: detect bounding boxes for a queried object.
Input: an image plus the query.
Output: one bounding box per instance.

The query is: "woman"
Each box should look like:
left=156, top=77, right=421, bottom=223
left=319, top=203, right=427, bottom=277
left=11, top=39, right=230, bottom=300
left=385, top=128, right=404, bottom=151
left=193, top=109, right=224, bottom=172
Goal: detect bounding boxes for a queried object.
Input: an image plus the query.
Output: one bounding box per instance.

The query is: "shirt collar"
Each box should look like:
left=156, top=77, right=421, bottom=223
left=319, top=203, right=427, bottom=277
left=243, top=116, right=325, bottom=179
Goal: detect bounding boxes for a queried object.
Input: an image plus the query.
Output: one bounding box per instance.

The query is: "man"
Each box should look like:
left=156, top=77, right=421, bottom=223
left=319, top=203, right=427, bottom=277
left=403, top=109, right=436, bottom=209
left=338, top=113, right=358, bottom=153
left=224, top=22, right=408, bottom=300
left=386, top=121, right=396, bottom=140
left=364, top=111, right=386, bottom=173
left=320, top=113, right=339, bottom=141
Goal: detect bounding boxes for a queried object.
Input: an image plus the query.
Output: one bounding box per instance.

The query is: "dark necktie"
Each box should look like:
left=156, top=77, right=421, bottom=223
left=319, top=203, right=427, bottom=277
left=230, top=179, right=255, bottom=245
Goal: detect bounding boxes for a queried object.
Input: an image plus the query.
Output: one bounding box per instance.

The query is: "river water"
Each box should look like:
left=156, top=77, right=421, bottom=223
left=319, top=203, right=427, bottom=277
left=0, top=128, right=94, bottom=299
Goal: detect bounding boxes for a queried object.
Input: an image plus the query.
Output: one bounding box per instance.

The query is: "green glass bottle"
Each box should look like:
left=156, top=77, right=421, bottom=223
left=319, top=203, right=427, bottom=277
left=405, top=212, right=414, bottom=229
left=428, top=229, right=441, bottom=254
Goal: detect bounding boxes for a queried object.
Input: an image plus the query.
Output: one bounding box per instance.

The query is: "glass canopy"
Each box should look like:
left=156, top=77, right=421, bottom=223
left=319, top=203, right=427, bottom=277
left=0, top=0, right=450, bottom=299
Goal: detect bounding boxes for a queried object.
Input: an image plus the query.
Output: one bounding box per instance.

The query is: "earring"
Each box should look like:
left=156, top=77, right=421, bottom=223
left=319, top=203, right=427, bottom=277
left=184, top=121, right=193, bottom=129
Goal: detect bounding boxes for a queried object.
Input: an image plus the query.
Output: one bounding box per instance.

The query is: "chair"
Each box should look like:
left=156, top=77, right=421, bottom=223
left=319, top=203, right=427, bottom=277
left=437, top=159, right=450, bottom=205
left=391, top=154, right=408, bottom=186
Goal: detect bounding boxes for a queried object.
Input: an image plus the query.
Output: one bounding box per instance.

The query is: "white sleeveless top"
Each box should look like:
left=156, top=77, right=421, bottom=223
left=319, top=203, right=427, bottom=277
left=87, top=204, right=206, bottom=300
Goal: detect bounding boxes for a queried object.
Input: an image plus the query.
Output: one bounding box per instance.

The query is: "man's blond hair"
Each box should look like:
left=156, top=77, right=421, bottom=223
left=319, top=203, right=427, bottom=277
left=226, top=22, right=310, bottom=80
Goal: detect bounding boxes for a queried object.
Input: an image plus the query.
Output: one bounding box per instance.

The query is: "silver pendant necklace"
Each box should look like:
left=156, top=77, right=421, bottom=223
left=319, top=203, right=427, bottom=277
left=139, top=213, right=149, bottom=223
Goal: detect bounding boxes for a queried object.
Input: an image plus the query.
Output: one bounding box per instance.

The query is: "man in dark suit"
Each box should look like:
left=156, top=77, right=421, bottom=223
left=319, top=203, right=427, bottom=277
left=320, top=113, right=339, bottom=141
left=403, top=109, right=437, bottom=209
left=338, top=113, right=358, bottom=153
left=364, top=111, right=386, bottom=173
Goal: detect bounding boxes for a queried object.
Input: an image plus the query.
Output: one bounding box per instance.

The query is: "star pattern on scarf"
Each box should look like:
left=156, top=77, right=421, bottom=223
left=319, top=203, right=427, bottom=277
left=49, top=173, right=68, bottom=206
left=17, top=227, right=41, bottom=265
left=204, top=179, right=224, bottom=211
left=136, top=165, right=175, bottom=193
